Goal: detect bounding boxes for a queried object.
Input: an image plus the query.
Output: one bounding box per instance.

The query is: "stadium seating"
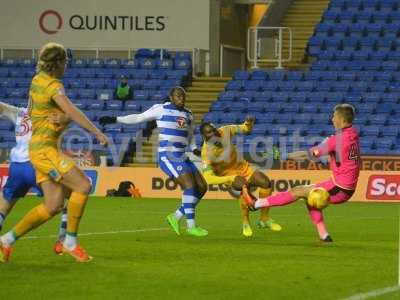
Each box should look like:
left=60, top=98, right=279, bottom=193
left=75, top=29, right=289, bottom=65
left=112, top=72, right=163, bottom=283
left=0, top=50, right=192, bottom=158
left=202, top=0, right=400, bottom=155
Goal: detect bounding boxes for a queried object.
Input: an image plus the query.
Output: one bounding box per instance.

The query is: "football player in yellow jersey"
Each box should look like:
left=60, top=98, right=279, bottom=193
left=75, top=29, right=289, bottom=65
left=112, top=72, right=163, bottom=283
left=200, top=117, right=282, bottom=237
left=0, top=42, right=108, bottom=263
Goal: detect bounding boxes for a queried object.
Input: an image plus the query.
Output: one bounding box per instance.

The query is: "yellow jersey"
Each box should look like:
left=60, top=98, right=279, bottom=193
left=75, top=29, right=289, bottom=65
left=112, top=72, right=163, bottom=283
left=28, top=71, right=66, bottom=152
left=201, top=122, right=252, bottom=176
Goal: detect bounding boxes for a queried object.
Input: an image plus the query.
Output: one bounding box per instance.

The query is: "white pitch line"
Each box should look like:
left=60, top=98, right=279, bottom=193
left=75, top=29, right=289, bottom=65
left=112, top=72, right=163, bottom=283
left=340, top=285, right=400, bottom=300
left=21, top=227, right=169, bottom=240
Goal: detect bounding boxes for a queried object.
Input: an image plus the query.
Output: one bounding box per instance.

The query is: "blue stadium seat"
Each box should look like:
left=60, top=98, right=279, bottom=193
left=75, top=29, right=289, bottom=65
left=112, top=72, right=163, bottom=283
left=164, top=70, right=186, bottom=79
left=251, top=70, right=268, bottom=80
left=0, top=78, right=17, bottom=88
left=149, top=70, right=167, bottom=80
left=89, top=101, right=105, bottom=111
left=375, top=104, right=394, bottom=114
left=96, top=89, right=113, bottom=101
left=156, top=59, right=174, bottom=69
left=104, top=59, right=120, bottom=69
left=244, top=80, right=263, bottom=91
left=272, top=92, right=289, bottom=102
left=229, top=102, right=247, bottom=112
left=226, top=80, right=243, bottom=91
left=138, top=58, right=156, bottom=69
left=150, top=90, right=168, bottom=101
left=88, top=59, right=104, bottom=68
left=368, top=114, right=388, bottom=125
left=287, top=91, right=304, bottom=102
left=96, top=69, right=114, bottom=79
left=362, top=126, right=380, bottom=137
left=78, top=89, right=95, bottom=99
left=134, top=90, right=149, bottom=101
left=219, top=91, right=236, bottom=102
left=264, top=81, right=279, bottom=91
left=174, top=58, right=192, bottom=70
left=6, top=88, right=26, bottom=98
left=105, top=101, right=123, bottom=111
left=71, top=59, right=87, bottom=68
left=84, top=78, right=103, bottom=89
left=381, top=61, right=398, bottom=71
left=66, top=78, right=86, bottom=89
left=124, top=101, right=141, bottom=112
left=233, top=71, right=250, bottom=80
left=0, top=120, right=12, bottom=130
left=247, top=102, right=262, bottom=113
left=238, top=91, right=256, bottom=102
left=78, top=69, right=96, bottom=78
left=252, top=91, right=270, bottom=102
left=121, top=59, right=138, bottom=69
left=0, top=68, right=9, bottom=78
left=143, top=79, right=161, bottom=90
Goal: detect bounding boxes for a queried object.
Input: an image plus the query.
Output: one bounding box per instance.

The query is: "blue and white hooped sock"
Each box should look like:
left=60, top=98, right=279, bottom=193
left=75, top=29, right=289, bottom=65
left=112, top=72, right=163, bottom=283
left=174, top=206, right=185, bottom=220
left=58, top=207, right=68, bottom=241
left=0, top=212, right=5, bottom=231
left=182, top=188, right=198, bottom=229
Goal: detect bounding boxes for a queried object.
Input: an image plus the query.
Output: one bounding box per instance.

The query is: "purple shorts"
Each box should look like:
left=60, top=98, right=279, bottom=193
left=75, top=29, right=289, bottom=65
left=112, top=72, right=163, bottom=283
left=315, top=179, right=355, bottom=204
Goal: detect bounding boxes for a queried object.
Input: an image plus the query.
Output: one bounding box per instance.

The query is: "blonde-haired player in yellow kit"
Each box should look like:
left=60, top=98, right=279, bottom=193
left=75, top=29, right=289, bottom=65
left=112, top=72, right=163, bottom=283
left=200, top=117, right=281, bottom=237
left=0, top=43, right=108, bottom=263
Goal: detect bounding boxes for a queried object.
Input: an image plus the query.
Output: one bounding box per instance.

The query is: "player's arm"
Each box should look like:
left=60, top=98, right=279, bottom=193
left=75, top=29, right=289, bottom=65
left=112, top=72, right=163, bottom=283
left=188, top=114, right=201, bottom=156
left=99, top=104, right=162, bottom=126
left=221, top=116, right=255, bottom=137
left=52, top=92, right=108, bottom=145
left=47, top=111, right=70, bottom=126
left=309, top=136, right=336, bottom=158
left=287, top=151, right=309, bottom=161
left=0, top=101, right=19, bottom=124
left=202, top=165, right=236, bottom=185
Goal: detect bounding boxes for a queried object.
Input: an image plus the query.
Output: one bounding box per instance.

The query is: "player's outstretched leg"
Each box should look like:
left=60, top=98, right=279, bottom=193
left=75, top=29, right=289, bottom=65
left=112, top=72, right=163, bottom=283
left=256, top=189, right=282, bottom=232
left=243, top=185, right=313, bottom=210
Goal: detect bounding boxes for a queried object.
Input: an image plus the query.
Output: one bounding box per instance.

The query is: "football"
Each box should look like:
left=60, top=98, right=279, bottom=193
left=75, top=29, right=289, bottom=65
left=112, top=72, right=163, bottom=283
left=307, top=187, right=330, bottom=210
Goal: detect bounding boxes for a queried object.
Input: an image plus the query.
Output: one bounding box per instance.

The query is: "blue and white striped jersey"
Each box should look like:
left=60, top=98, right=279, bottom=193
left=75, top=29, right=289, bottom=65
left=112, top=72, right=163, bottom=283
left=0, top=103, right=31, bottom=163
left=117, top=102, right=197, bottom=157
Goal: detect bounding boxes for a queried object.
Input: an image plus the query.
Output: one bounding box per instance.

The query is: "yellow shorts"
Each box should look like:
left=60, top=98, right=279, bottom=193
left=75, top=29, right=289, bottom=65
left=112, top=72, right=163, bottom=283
left=30, top=147, right=76, bottom=184
left=221, top=162, right=255, bottom=181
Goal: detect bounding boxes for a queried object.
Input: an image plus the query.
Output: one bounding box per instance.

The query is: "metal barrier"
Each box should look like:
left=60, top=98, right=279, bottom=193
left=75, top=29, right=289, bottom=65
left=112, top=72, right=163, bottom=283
left=0, top=46, right=210, bottom=78
left=247, top=26, right=292, bottom=69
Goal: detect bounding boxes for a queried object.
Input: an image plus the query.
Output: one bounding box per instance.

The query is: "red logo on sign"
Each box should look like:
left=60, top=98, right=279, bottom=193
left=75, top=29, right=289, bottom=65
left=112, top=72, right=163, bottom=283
left=39, top=10, right=63, bottom=34
left=0, top=166, right=9, bottom=189
left=176, top=117, right=187, bottom=128
left=366, top=175, right=400, bottom=200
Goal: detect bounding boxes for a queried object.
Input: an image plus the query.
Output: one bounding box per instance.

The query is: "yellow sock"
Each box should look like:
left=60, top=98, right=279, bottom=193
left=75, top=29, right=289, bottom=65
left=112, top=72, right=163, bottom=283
left=259, top=188, right=272, bottom=222
left=66, top=192, right=88, bottom=235
left=13, top=203, right=52, bottom=238
left=239, top=197, right=250, bottom=225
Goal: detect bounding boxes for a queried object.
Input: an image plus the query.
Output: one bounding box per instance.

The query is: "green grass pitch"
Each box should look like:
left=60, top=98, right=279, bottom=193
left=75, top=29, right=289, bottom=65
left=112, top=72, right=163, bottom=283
left=0, top=197, right=398, bottom=300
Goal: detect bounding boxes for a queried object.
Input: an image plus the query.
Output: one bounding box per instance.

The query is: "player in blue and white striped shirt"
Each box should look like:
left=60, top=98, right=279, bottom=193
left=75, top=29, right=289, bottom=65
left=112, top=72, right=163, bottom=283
left=99, top=87, right=208, bottom=237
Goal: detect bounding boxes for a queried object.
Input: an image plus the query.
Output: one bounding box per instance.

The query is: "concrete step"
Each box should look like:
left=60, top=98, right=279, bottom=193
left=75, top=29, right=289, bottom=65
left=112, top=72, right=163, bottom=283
left=187, top=87, right=224, bottom=93
left=194, top=76, right=231, bottom=82
left=191, top=81, right=227, bottom=88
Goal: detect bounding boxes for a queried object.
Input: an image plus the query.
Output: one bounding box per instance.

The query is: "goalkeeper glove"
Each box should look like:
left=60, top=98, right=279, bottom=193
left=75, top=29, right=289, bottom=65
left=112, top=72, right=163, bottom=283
left=99, top=116, right=117, bottom=126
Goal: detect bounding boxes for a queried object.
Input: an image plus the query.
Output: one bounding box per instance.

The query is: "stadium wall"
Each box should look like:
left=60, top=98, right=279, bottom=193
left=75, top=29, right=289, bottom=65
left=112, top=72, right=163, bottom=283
left=0, top=0, right=210, bottom=50
left=1, top=165, right=398, bottom=202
